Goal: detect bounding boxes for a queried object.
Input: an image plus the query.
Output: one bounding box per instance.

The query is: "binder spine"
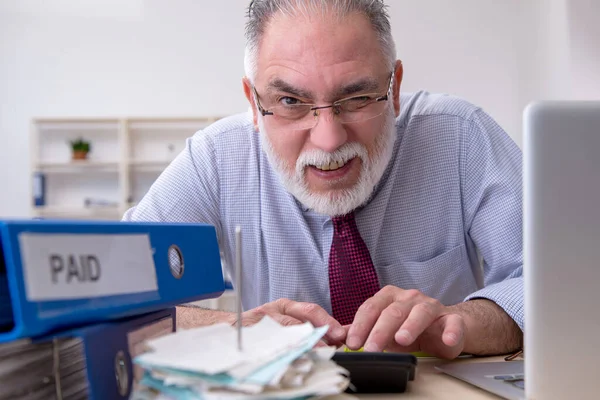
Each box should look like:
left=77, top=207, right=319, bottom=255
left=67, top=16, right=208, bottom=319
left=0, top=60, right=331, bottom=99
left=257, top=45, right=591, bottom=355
left=33, top=172, right=46, bottom=207
left=0, top=243, right=14, bottom=332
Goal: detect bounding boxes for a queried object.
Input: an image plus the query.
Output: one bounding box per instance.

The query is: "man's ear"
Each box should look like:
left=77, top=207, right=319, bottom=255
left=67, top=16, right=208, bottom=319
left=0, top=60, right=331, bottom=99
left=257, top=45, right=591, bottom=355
left=242, top=76, right=259, bottom=131
left=392, top=60, right=403, bottom=116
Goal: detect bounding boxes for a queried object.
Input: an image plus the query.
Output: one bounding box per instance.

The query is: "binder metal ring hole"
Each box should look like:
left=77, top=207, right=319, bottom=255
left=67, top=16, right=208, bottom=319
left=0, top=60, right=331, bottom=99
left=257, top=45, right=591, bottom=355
left=168, top=245, right=185, bottom=279
left=114, top=350, right=129, bottom=396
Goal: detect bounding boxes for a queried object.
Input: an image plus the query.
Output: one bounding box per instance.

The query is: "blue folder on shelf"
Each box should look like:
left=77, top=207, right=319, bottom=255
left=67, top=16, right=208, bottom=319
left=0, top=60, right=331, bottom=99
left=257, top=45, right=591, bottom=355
left=0, top=308, right=176, bottom=400
left=0, top=219, right=225, bottom=343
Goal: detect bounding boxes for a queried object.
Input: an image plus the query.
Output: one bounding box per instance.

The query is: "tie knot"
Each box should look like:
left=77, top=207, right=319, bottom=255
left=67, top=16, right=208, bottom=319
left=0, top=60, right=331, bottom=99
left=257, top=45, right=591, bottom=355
left=331, top=213, right=355, bottom=233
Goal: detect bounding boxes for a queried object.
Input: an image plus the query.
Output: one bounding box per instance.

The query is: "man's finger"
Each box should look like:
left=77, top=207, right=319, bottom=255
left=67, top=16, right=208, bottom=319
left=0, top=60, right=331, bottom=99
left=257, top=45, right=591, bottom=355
left=346, top=293, right=393, bottom=350
left=394, top=301, right=442, bottom=347
left=363, top=302, right=410, bottom=352
left=240, top=311, right=264, bottom=326
left=282, top=300, right=346, bottom=342
left=440, top=313, right=465, bottom=348
left=418, top=313, right=466, bottom=359
left=269, top=313, right=304, bottom=327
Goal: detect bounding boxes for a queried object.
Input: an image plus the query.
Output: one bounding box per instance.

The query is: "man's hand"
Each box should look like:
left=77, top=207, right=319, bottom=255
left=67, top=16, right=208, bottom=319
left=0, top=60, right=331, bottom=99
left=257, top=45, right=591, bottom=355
left=178, top=299, right=347, bottom=346
left=233, top=298, right=347, bottom=346
left=345, top=286, right=465, bottom=358
left=345, top=286, right=522, bottom=359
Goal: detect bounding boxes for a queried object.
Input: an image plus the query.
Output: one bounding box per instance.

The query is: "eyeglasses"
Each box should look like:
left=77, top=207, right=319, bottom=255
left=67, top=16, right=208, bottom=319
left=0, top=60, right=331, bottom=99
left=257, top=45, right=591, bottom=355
left=252, top=72, right=394, bottom=131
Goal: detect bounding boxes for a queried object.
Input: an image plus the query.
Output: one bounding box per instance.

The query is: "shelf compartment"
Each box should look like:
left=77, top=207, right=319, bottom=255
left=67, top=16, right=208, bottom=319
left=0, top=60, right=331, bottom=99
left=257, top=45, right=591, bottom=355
left=127, top=117, right=220, bottom=131
left=35, top=161, right=120, bottom=173
left=32, top=205, right=122, bottom=220
left=33, top=119, right=121, bottom=132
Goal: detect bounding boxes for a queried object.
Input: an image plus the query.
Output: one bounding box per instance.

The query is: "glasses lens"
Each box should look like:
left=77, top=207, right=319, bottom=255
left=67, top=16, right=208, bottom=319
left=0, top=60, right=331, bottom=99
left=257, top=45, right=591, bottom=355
left=339, top=98, right=387, bottom=124
left=268, top=104, right=315, bottom=130
left=340, top=96, right=377, bottom=112
left=266, top=96, right=388, bottom=130
left=274, top=104, right=312, bottom=120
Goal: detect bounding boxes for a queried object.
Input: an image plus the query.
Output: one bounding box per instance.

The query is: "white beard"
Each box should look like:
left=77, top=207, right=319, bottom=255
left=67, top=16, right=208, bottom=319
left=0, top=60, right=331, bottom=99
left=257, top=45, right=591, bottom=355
left=258, top=106, right=397, bottom=217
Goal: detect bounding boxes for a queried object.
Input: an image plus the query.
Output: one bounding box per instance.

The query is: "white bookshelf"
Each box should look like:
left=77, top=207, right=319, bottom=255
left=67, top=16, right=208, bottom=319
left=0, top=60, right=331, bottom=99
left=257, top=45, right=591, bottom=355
left=30, top=116, right=222, bottom=220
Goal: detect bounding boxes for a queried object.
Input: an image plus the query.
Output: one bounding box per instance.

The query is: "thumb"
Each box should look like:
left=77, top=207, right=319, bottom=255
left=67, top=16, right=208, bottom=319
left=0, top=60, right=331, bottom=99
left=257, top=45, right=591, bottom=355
left=420, top=314, right=465, bottom=359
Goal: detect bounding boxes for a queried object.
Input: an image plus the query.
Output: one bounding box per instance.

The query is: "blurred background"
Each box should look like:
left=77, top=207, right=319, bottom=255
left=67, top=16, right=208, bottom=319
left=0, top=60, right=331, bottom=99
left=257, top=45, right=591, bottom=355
left=0, top=0, right=598, bottom=219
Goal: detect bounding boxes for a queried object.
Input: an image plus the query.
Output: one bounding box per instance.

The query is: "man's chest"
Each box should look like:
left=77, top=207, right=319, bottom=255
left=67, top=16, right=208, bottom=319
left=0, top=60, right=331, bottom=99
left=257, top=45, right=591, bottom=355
left=219, top=192, right=477, bottom=311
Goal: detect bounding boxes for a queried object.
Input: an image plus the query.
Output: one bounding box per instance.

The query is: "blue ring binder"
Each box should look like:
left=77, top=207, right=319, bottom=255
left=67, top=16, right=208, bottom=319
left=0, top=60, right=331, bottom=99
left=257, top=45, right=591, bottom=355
left=0, top=219, right=225, bottom=342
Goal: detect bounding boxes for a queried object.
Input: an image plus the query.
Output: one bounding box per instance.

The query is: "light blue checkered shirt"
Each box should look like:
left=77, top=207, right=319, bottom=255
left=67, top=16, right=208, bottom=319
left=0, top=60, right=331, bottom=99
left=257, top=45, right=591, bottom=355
left=123, top=91, right=524, bottom=330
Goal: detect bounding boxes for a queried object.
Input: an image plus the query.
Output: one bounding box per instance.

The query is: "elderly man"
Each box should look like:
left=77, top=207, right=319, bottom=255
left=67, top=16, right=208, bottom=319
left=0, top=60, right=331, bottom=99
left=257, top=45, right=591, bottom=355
left=123, top=0, right=523, bottom=359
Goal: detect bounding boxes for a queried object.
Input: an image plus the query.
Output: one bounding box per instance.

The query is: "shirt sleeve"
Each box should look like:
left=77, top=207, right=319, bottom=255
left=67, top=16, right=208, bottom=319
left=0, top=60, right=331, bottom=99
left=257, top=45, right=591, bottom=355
left=121, top=131, right=222, bottom=241
left=461, top=109, right=524, bottom=331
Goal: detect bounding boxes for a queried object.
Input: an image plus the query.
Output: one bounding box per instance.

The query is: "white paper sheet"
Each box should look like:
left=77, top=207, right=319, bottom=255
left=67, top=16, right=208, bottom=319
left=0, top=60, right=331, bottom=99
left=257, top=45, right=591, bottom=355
left=133, top=316, right=350, bottom=400
left=137, top=316, right=316, bottom=375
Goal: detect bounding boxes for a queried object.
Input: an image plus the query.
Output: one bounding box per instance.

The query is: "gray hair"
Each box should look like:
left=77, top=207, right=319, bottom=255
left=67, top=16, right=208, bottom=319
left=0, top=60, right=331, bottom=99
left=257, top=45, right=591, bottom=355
left=244, top=0, right=397, bottom=83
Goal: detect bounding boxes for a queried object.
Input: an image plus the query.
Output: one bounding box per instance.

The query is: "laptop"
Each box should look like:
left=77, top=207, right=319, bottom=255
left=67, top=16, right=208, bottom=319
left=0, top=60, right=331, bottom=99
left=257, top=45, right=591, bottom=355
left=436, top=101, right=600, bottom=399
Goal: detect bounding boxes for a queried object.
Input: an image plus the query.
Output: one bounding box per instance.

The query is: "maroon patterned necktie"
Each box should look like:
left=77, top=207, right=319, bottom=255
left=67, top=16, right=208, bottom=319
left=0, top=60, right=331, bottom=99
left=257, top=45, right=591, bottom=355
left=328, top=212, right=381, bottom=325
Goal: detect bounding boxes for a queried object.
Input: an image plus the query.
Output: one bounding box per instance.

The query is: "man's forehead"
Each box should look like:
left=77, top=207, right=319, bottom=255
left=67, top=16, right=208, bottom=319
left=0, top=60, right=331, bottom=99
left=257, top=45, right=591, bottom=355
left=255, top=10, right=387, bottom=79
left=262, top=75, right=383, bottom=100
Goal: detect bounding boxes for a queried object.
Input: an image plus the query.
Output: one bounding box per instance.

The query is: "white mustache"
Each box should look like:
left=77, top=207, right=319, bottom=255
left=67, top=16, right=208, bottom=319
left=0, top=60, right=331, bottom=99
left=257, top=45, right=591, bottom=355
left=295, top=142, right=368, bottom=175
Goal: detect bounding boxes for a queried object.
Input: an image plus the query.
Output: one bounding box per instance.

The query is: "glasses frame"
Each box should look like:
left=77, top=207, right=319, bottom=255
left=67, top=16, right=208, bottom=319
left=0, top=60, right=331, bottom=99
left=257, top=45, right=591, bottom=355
left=252, top=72, right=395, bottom=124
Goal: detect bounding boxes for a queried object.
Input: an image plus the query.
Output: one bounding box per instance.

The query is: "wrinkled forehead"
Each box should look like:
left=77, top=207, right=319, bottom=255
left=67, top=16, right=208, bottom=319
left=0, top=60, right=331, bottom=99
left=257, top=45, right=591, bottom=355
left=254, top=10, right=390, bottom=99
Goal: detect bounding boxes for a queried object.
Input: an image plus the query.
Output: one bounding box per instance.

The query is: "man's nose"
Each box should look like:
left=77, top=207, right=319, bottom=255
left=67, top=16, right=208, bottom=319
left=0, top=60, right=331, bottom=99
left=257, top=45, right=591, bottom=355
left=309, top=108, right=347, bottom=153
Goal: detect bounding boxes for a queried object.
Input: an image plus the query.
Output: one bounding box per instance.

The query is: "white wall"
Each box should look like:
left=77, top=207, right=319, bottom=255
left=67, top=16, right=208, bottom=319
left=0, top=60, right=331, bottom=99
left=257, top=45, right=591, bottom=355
left=567, top=0, right=600, bottom=100
left=515, top=0, right=572, bottom=108
left=0, top=0, right=596, bottom=217
left=389, top=0, right=523, bottom=144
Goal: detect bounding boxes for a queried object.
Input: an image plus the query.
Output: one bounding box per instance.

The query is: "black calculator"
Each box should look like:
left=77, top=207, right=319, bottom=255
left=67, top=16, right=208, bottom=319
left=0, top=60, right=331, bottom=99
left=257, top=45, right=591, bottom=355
left=332, top=352, right=418, bottom=393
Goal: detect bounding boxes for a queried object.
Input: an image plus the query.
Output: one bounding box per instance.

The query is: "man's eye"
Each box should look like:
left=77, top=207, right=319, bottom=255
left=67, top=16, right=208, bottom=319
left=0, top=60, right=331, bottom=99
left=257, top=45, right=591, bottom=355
left=342, top=95, right=375, bottom=111
left=279, top=97, right=302, bottom=106
left=349, top=95, right=374, bottom=102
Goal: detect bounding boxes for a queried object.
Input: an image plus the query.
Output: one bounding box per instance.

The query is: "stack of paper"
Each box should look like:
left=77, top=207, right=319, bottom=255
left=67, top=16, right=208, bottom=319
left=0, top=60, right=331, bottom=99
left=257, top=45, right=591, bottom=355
left=130, top=316, right=350, bottom=400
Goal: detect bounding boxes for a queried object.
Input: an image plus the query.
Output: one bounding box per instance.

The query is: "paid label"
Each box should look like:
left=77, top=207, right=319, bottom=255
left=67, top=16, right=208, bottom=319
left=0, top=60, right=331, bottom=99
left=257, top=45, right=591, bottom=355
left=19, top=233, right=158, bottom=301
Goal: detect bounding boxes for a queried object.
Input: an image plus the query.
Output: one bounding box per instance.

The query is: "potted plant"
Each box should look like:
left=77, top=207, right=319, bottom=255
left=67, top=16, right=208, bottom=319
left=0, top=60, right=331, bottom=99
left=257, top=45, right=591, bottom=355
left=69, top=137, right=91, bottom=160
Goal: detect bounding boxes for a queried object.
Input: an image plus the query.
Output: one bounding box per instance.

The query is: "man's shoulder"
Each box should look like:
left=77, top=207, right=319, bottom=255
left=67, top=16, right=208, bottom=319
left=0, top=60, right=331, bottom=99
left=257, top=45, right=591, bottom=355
left=188, top=111, right=261, bottom=175
left=196, top=111, right=255, bottom=142
left=398, top=90, right=481, bottom=125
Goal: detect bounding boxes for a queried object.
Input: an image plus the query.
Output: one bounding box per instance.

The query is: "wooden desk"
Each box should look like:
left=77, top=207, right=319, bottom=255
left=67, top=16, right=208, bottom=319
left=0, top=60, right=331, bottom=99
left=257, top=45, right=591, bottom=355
left=332, top=356, right=507, bottom=400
